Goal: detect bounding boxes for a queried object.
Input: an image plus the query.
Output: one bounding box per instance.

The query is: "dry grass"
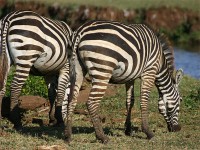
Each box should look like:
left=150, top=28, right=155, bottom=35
left=0, top=76, right=200, bottom=149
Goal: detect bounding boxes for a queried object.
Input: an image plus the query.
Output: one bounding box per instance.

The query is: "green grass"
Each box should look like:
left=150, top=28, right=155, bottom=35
left=8, top=0, right=200, bottom=11
left=1, top=75, right=200, bottom=149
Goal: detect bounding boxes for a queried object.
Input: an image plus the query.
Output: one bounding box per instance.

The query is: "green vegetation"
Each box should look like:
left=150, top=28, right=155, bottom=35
left=0, top=74, right=200, bottom=149
left=5, top=68, right=48, bottom=98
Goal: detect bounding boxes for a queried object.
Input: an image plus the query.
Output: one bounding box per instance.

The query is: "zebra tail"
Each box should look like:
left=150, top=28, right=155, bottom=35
left=0, top=20, right=9, bottom=91
left=67, top=51, right=76, bottom=103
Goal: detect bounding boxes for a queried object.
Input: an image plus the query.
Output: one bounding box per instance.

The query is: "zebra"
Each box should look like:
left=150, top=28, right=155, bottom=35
left=0, top=10, right=75, bottom=130
left=62, top=20, right=183, bottom=143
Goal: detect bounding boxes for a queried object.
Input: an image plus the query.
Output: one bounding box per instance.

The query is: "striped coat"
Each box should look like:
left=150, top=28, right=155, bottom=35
left=0, top=10, right=75, bottom=129
left=63, top=20, right=183, bottom=143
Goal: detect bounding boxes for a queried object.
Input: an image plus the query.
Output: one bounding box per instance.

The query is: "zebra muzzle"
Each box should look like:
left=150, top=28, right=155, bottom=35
left=168, top=124, right=181, bottom=132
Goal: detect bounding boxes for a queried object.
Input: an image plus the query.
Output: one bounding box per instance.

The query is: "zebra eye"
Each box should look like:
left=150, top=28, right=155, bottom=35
left=180, top=97, right=183, bottom=102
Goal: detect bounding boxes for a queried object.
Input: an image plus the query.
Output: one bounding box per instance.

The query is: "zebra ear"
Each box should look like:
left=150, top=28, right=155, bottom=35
left=175, top=69, right=183, bottom=86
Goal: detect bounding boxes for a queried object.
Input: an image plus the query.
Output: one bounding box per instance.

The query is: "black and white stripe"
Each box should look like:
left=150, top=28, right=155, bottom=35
left=0, top=10, right=74, bottom=129
left=63, top=20, right=183, bottom=143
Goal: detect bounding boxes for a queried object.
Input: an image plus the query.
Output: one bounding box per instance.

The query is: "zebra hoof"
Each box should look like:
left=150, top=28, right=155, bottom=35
left=64, top=136, right=72, bottom=144
left=97, top=136, right=109, bottom=144
left=13, top=124, right=23, bottom=132
left=125, top=128, right=132, bottom=136
left=146, top=132, right=154, bottom=140
left=49, top=121, right=57, bottom=127
left=124, top=123, right=132, bottom=136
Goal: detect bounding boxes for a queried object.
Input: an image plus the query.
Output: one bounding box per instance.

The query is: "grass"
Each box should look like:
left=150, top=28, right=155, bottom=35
left=0, top=75, right=200, bottom=149
left=8, top=0, right=200, bottom=11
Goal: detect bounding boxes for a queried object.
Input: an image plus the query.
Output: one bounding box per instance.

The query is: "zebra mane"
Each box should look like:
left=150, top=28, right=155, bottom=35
left=157, top=32, right=175, bottom=74
left=145, top=24, right=175, bottom=74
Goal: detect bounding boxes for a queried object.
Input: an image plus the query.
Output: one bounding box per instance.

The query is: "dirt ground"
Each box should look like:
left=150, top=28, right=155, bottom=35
left=1, top=83, right=118, bottom=124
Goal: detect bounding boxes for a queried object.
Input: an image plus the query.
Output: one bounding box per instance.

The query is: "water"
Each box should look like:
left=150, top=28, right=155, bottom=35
left=174, top=47, right=200, bottom=79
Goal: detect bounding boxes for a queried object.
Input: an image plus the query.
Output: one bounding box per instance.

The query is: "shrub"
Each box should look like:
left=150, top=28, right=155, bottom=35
left=5, top=68, right=48, bottom=98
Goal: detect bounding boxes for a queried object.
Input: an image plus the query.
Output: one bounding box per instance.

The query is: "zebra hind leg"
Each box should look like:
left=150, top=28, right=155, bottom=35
left=0, top=58, right=10, bottom=120
left=0, top=58, right=9, bottom=130
left=63, top=63, right=85, bottom=143
left=124, top=81, right=135, bottom=136
left=86, top=80, right=110, bottom=144
left=0, top=84, right=8, bottom=120
left=44, top=75, right=58, bottom=126
left=54, top=63, right=72, bottom=126
left=9, top=66, right=31, bottom=130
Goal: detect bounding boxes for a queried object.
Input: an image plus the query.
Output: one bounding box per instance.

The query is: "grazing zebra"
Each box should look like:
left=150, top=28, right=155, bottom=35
left=0, top=10, right=75, bottom=129
left=62, top=20, right=183, bottom=143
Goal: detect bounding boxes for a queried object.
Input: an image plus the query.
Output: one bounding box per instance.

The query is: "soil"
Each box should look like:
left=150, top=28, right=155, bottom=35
left=1, top=83, right=118, bottom=123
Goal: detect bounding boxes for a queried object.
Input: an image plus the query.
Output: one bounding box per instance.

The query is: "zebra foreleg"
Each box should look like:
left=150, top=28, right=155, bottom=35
left=140, top=75, right=155, bottom=139
left=124, top=81, right=135, bottom=136
left=44, top=75, right=58, bottom=126
left=9, top=67, right=31, bottom=130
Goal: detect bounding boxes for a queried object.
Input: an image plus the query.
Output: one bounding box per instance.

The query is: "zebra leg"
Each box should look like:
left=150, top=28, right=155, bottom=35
left=86, top=79, right=110, bottom=143
left=55, top=63, right=70, bottom=126
left=124, top=81, right=135, bottom=136
left=0, top=74, right=10, bottom=120
left=9, top=66, right=31, bottom=130
left=44, top=75, right=58, bottom=126
left=0, top=86, right=7, bottom=119
left=140, top=75, right=155, bottom=139
left=0, top=65, right=10, bottom=120
left=64, top=59, right=85, bottom=143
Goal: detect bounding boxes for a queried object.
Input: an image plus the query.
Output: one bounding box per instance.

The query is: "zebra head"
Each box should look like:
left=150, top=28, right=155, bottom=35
left=156, top=69, right=183, bottom=132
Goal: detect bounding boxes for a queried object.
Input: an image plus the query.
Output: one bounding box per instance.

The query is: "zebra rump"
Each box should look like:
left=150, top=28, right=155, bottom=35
left=0, top=10, right=75, bottom=131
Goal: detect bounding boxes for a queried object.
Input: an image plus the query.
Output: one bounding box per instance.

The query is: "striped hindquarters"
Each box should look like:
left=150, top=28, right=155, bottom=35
left=3, top=10, right=72, bottom=74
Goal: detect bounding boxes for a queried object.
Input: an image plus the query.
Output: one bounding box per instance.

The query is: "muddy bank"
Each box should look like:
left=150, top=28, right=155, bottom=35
left=0, top=1, right=200, bottom=45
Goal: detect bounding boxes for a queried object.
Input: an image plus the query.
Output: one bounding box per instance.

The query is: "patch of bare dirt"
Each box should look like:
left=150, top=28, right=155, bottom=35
left=19, top=96, right=48, bottom=110
left=1, top=82, right=119, bottom=126
left=2, top=96, right=48, bottom=118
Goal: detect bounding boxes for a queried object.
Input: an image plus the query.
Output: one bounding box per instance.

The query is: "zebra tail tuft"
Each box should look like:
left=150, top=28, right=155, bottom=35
left=0, top=20, right=9, bottom=91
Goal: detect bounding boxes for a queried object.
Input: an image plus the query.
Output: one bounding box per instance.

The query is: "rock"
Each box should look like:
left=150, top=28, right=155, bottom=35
left=19, top=95, right=47, bottom=110
left=1, top=96, right=48, bottom=118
